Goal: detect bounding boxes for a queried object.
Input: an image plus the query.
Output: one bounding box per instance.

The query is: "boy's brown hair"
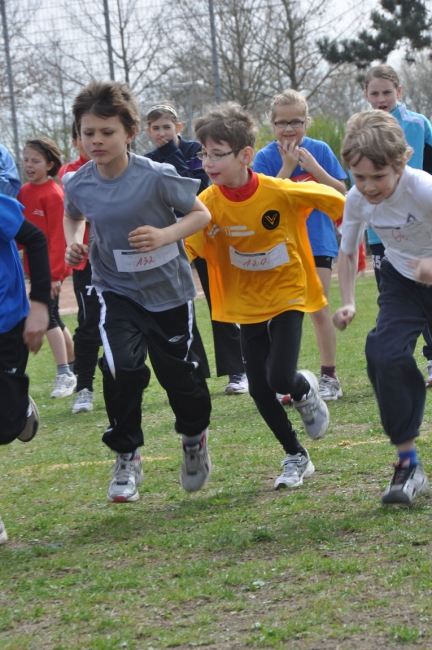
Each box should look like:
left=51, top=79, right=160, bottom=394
left=194, top=103, right=258, bottom=152
left=364, top=64, right=400, bottom=91
left=73, top=80, right=141, bottom=136
left=146, top=101, right=179, bottom=126
left=25, top=137, right=62, bottom=177
left=341, top=110, right=413, bottom=171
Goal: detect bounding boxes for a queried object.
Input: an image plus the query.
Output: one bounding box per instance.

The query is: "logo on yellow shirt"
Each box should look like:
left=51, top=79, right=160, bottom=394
left=262, top=210, right=280, bottom=230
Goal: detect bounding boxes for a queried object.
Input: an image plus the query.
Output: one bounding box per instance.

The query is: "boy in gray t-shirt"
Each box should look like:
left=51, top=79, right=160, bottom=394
left=64, top=80, right=212, bottom=503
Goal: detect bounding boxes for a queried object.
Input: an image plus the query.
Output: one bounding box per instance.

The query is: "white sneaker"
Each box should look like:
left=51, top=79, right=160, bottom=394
left=274, top=451, right=315, bottom=489
left=72, top=389, right=94, bottom=414
left=382, top=462, right=429, bottom=505
left=292, top=370, right=329, bottom=439
left=426, top=361, right=432, bottom=388
left=180, top=429, right=211, bottom=493
left=18, top=396, right=39, bottom=442
left=0, top=517, right=7, bottom=545
left=51, top=374, right=77, bottom=398
left=225, top=373, right=248, bottom=395
left=107, top=453, right=144, bottom=503
left=318, top=374, right=343, bottom=401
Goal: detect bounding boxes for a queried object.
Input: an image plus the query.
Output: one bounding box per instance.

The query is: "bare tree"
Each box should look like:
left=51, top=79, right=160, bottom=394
left=0, top=0, right=42, bottom=153
left=162, top=0, right=370, bottom=120
left=399, top=54, right=432, bottom=121
left=59, top=0, right=173, bottom=95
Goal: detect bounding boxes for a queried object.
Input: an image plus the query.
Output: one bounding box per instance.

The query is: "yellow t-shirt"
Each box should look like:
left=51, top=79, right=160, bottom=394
left=186, top=174, right=345, bottom=324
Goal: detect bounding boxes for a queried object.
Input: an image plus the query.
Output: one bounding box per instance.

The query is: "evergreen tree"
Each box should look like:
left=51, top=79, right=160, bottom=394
left=318, top=0, right=432, bottom=69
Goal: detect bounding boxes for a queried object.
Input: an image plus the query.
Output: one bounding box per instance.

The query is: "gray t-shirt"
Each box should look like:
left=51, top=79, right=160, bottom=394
left=63, top=153, right=200, bottom=311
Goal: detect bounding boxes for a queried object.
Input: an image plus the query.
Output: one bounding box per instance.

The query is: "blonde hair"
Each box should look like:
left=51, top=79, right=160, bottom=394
left=146, top=101, right=179, bottom=126
left=341, top=110, right=412, bottom=171
left=364, top=64, right=400, bottom=91
left=269, top=89, right=309, bottom=121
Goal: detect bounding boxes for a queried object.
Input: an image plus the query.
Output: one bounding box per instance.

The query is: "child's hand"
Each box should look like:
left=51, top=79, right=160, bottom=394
left=333, top=305, right=356, bottom=331
left=66, top=242, right=88, bottom=267
left=297, top=148, right=319, bottom=175
left=277, top=140, right=299, bottom=168
left=51, top=281, right=62, bottom=299
left=153, top=133, right=174, bottom=149
left=129, top=225, right=168, bottom=252
left=411, top=258, right=432, bottom=285
left=23, top=301, right=49, bottom=354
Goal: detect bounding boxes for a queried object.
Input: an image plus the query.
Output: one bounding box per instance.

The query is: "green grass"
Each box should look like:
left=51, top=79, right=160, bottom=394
left=1, top=275, right=432, bottom=649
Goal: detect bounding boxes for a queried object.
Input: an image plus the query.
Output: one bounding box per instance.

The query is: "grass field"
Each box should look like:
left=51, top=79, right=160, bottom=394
left=1, top=275, right=432, bottom=649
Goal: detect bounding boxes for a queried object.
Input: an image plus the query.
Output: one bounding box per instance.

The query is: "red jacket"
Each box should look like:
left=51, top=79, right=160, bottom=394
left=18, top=179, right=71, bottom=282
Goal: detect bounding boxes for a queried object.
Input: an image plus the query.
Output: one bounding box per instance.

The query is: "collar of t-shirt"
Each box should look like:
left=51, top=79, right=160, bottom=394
left=219, top=168, right=259, bottom=202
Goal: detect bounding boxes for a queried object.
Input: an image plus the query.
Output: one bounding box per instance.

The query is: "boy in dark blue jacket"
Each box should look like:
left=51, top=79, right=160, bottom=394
left=144, top=103, right=247, bottom=395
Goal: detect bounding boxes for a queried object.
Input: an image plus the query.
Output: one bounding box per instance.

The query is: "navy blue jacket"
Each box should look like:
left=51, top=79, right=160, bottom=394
left=144, top=136, right=209, bottom=196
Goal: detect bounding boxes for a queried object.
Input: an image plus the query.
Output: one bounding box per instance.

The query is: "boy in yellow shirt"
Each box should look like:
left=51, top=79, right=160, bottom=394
left=186, top=103, right=345, bottom=489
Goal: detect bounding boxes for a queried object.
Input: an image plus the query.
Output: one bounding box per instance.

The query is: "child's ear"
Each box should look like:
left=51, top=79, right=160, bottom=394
left=47, top=161, right=54, bottom=172
left=241, top=146, right=255, bottom=166
left=176, top=122, right=183, bottom=134
left=127, top=126, right=137, bottom=144
left=397, top=85, right=402, bottom=100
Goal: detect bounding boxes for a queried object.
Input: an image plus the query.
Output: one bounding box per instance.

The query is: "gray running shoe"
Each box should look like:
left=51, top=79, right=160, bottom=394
left=107, top=453, right=144, bottom=503
left=0, top=517, right=7, bottom=545
left=18, top=396, right=39, bottom=443
left=382, top=462, right=429, bottom=505
left=180, top=429, right=211, bottom=493
left=292, top=370, right=329, bottom=439
left=51, top=373, right=77, bottom=398
left=274, top=451, right=315, bottom=489
left=318, top=374, right=343, bottom=401
left=427, top=361, right=432, bottom=388
left=72, top=389, right=94, bottom=414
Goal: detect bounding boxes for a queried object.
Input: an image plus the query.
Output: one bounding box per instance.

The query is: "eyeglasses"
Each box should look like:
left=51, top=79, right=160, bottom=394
left=196, top=148, right=242, bottom=161
left=273, top=120, right=305, bottom=129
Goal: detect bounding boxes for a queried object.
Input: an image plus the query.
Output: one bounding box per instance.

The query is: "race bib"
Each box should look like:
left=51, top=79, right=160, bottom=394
left=113, top=242, right=179, bottom=272
left=229, top=242, right=289, bottom=271
left=374, top=220, right=432, bottom=256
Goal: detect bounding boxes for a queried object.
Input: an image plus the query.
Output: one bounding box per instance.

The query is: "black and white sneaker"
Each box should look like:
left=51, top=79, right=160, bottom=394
left=18, top=396, right=40, bottom=443
left=382, top=462, right=429, bottom=505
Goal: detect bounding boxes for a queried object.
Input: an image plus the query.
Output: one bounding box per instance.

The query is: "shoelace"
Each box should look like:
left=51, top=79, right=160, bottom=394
left=113, top=458, right=135, bottom=485
left=391, top=462, right=414, bottom=485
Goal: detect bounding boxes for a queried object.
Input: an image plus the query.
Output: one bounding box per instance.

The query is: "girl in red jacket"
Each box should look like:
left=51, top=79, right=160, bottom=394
left=18, top=138, right=76, bottom=398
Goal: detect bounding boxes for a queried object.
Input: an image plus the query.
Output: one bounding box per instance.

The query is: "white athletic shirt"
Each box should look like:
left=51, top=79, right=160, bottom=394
left=341, top=165, right=432, bottom=280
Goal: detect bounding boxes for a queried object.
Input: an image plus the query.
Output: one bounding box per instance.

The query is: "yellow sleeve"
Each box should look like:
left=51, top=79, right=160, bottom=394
left=185, top=226, right=208, bottom=263
left=285, top=180, right=346, bottom=222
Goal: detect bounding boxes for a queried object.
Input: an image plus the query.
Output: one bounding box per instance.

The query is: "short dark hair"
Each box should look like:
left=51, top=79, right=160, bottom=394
left=194, top=103, right=257, bottom=152
left=71, top=121, right=78, bottom=141
left=25, top=137, right=62, bottom=177
left=73, top=80, right=141, bottom=136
